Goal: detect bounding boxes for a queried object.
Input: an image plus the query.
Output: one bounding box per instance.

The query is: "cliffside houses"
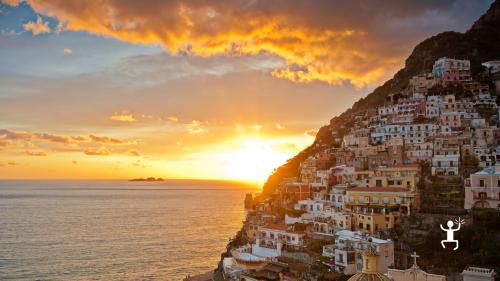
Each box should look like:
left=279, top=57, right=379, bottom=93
left=226, top=57, right=500, bottom=280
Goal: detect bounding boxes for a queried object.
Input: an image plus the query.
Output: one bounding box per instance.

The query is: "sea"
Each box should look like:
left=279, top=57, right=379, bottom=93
left=0, top=180, right=256, bottom=281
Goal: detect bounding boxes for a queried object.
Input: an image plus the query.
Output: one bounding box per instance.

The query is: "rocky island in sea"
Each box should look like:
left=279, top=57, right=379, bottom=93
left=189, top=1, right=500, bottom=280
left=129, top=177, right=165, bottom=182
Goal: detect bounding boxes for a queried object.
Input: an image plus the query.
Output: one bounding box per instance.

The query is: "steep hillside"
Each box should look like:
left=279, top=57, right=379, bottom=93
left=260, top=0, right=500, bottom=197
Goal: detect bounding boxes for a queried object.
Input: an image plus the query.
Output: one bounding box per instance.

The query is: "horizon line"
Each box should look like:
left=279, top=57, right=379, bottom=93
left=0, top=177, right=263, bottom=186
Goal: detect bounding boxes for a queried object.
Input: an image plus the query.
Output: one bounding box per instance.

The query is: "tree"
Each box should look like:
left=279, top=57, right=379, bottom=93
left=461, top=155, right=479, bottom=178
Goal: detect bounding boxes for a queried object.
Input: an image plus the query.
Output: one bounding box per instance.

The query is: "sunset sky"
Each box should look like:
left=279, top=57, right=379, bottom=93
left=0, top=0, right=493, bottom=182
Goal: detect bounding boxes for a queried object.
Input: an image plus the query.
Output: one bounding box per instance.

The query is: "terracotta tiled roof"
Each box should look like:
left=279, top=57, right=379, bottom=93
left=262, top=223, right=289, bottom=231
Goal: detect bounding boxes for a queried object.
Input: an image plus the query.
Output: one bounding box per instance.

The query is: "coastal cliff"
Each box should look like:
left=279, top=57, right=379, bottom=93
left=214, top=0, right=500, bottom=280
left=259, top=0, right=500, bottom=199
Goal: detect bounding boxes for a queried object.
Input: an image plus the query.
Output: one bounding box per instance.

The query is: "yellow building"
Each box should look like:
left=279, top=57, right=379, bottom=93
left=346, top=187, right=415, bottom=212
left=370, top=165, right=420, bottom=191
left=350, top=207, right=399, bottom=234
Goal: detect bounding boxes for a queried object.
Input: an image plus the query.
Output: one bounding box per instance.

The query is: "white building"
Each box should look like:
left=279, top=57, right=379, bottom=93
left=329, top=184, right=347, bottom=209
left=294, top=199, right=324, bottom=214
left=323, top=230, right=394, bottom=275
left=426, top=95, right=441, bottom=118
left=371, top=123, right=439, bottom=144
left=462, top=267, right=496, bottom=281
left=253, top=224, right=306, bottom=258
left=312, top=209, right=352, bottom=236
left=432, top=154, right=459, bottom=176
left=312, top=169, right=331, bottom=189
left=405, top=142, right=433, bottom=163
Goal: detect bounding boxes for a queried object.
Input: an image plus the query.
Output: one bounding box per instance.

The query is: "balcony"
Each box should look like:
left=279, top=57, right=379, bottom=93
left=322, top=245, right=335, bottom=258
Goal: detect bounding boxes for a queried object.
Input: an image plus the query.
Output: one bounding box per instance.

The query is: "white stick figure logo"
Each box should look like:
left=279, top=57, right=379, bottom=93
left=440, top=217, right=465, bottom=250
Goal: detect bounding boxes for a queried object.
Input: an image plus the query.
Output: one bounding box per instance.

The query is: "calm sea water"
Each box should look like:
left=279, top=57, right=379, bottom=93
left=0, top=180, right=254, bottom=281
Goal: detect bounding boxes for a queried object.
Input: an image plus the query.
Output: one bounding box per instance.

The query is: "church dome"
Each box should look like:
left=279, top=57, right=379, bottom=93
left=347, top=240, right=393, bottom=281
left=348, top=272, right=393, bottom=281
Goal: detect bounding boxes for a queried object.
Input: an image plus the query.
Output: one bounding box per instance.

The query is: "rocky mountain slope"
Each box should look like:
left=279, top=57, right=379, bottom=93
left=260, top=0, right=500, bottom=197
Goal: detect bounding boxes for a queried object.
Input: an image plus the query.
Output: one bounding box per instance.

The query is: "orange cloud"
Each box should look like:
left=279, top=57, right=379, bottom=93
left=84, top=146, right=111, bottom=156
left=0, top=129, right=32, bottom=141
left=185, top=120, right=207, bottom=134
left=0, top=139, right=12, bottom=147
left=23, top=16, right=51, bottom=35
left=89, top=134, right=124, bottom=145
left=128, top=149, right=142, bottom=157
left=26, top=150, right=48, bottom=156
left=34, top=133, right=74, bottom=144
left=4, top=0, right=417, bottom=86
left=110, top=114, right=136, bottom=122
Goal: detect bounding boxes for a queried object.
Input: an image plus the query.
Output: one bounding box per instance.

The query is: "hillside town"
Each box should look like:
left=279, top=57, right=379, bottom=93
left=215, top=58, right=500, bottom=281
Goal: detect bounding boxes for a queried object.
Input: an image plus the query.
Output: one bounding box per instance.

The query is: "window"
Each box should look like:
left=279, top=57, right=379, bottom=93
left=479, top=192, right=487, bottom=199
left=480, top=180, right=485, bottom=187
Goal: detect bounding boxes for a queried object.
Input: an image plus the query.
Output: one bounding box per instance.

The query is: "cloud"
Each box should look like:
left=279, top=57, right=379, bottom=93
left=6, top=0, right=490, bottom=87
left=63, top=48, right=72, bottom=54
left=0, top=139, right=12, bottom=147
left=1, top=129, right=75, bottom=144
left=84, top=146, right=111, bottom=156
left=23, top=16, right=51, bottom=35
left=26, top=150, right=48, bottom=156
left=0, top=129, right=32, bottom=141
left=235, top=124, right=263, bottom=132
left=276, top=124, right=285, bottom=130
left=304, top=129, right=318, bottom=137
left=8, top=162, right=17, bottom=166
left=110, top=114, right=136, bottom=122
left=34, top=133, right=74, bottom=144
left=128, top=149, right=141, bottom=157
left=167, top=116, right=179, bottom=122
left=89, top=134, right=124, bottom=144
left=248, top=124, right=262, bottom=131
left=185, top=120, right=207, bottom=134
left=0, top=129, right=136, bottom=157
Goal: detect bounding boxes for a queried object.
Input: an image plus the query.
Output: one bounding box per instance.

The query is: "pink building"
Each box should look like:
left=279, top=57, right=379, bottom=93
left=464, top=166, right=500, bottom=210
left=432, top=58, right=472, bottom=85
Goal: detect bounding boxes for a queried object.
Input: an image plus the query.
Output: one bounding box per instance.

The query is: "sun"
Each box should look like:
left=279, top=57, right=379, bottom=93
left=217, top=139, right=295, bottom=183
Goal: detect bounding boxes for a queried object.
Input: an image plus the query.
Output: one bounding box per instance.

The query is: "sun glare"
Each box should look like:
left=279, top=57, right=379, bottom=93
left=216, top=139, right=295, bottom=183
